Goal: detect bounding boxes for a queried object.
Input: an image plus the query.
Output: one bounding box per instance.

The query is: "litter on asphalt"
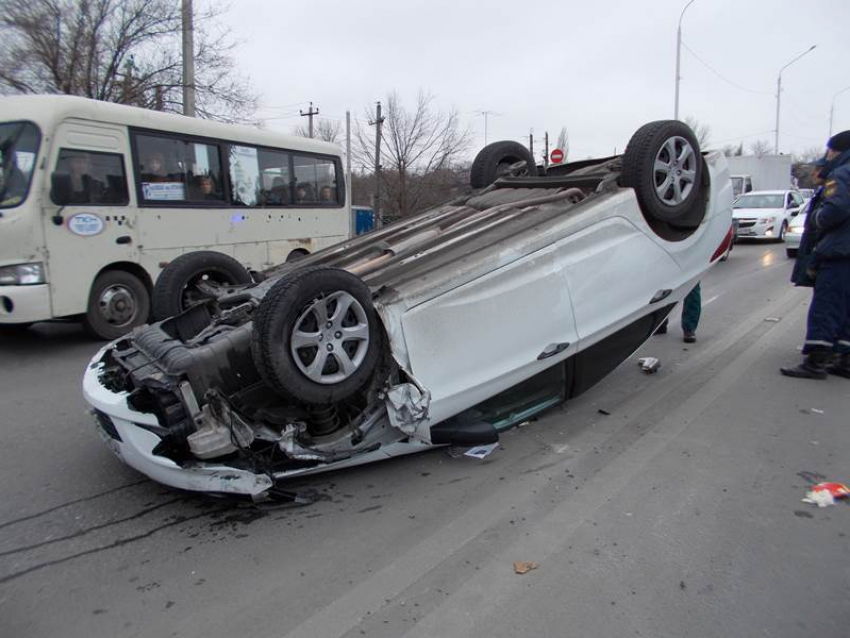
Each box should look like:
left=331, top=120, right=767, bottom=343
left=802, top=482, right=850, bottom=508
left=637, top=357, right=661, bottom=373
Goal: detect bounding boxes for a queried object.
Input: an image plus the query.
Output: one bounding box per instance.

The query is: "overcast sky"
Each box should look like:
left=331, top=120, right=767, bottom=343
left=223, top=0, right=850, bottom=163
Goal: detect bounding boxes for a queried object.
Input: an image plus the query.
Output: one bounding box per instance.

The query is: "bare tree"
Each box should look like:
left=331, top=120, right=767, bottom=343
left=0, top=0, right=256, bottom=121
left=294, top=118, right=342, bottom=144
left=683, top=116, right=711, bottom=148
left=555, top=126, right=569, bottom=161
left=721, top=144, right=739, bottom=157
left=749, top=139, right=772, bottom=157
left=355, top=91, right=470, bottom=218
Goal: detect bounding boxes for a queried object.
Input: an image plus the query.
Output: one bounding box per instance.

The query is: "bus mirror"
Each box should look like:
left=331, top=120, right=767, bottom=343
left=50, top=172, right=72, bottom=206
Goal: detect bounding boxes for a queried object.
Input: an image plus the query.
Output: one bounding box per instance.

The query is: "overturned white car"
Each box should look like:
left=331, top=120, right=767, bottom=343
left=83, top=121, right=733, bottom=498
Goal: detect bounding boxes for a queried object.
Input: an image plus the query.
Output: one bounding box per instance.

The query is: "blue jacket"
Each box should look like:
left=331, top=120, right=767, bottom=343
left=813, top=149, right=850, bottom=260
left=791, top=186, right=823, bottom=286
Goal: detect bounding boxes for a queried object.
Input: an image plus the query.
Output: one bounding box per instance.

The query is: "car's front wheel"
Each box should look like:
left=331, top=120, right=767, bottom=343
left=620, top=120, right=706, bottom=232
left=777, top=221, right=788, bottom=242
left=251, top=267, right=384, bottom=405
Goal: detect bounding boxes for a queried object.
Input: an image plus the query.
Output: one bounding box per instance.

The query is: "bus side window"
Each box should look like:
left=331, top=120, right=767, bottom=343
left=52, top=149, right=129, bottom=206
left=134, top=133, right=224, bottom=204
left=292, top=153, right=338, bottom=206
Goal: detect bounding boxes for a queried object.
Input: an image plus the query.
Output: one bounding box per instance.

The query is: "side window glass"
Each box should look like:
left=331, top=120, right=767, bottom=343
left=257, top=148, right=291, bottom=206
left=292, top=154, right=338, bottom=205
left=228, top=146, right=292, bottom=207
left=135, top=133, right=224, bottom=204
left=0, top=122, right=40, bottom=209
left=52, top=149, right=129, bottom=205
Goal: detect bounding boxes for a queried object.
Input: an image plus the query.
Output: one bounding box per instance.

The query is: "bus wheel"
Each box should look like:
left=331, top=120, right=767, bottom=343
left=251, top=267, right=383, bottom=404
left=83, top=271, right=150, bottom=340
left=152, top=251, right=253, bottom=321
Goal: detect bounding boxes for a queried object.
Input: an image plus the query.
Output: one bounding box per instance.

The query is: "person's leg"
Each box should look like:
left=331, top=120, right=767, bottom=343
left=826, top=262, right=850, bottom=378
left=681, top=282, right=701, bottom=341
left=782, top=262, right=845, bottom=379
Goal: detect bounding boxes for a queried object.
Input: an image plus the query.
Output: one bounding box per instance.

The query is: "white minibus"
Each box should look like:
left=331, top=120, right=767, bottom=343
left=0, top=95, right=349, bottom=338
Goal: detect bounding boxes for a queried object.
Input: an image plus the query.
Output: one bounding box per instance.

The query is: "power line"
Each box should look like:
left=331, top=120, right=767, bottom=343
left=681, top=41, right=772, bottom=95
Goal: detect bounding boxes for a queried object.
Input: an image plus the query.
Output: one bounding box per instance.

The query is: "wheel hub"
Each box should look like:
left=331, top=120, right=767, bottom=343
left=99, top=285, right=137, bottom=326
left=290, top=291, right=370, bottom=384
left=653, top=135, right=696, bottom=206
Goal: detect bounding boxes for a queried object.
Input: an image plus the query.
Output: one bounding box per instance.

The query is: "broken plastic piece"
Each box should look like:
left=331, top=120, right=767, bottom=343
left=802, top=482, right=850, bottom=508
left=637, top=357, right=661, bottom=373
left=513, top=561, right=539, bottom=575
left=464, top=443, right=498, bottom=459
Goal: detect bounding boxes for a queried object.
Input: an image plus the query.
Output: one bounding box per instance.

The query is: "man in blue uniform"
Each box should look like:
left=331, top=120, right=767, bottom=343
left=781, top=130, right=850, bottom=379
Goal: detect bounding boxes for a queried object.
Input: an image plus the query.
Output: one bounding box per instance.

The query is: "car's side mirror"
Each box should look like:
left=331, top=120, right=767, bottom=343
left=51, top=172, right=72, bottom=206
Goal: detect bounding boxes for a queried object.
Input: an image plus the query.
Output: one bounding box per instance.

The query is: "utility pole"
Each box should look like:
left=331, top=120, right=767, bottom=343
left=544, top=131, right=550, bottom=169
left=369, top=101, right=385, bottom=228
left=181, top=0, right=196, bottom=117
left=300, top=102, right=319, bottom=138
left=481, top=110, right=491, bottom=145
left=674, top=0, right=697, bottom=120
left=774, top=45, right=816, bottom=154
left=528, top=131, right=534, bottom=159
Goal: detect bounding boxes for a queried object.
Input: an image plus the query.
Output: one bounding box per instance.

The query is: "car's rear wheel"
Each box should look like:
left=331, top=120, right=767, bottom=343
left=152, top=251, right=253, bottom=321
left=786, top=248, right=797, bottom=258
left=251, top=267, right=383, bottom=405
left=470, top=141, right=538, bottom=189
left=620, top=120, right=706, bottom=231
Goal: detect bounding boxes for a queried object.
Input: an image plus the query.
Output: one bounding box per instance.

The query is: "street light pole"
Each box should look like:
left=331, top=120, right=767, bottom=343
left=829, top=85, right=850, bottom=137
left=674, top=0, right=696, bottom=120
left=774, top=44, right=816, bottom=154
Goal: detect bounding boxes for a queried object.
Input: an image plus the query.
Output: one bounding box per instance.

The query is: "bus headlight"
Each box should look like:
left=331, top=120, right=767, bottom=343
left=0, top=262, right=45, bottom=285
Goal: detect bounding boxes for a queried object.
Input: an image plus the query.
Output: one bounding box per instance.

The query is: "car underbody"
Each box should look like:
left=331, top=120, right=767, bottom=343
left=84, top=121, right=733, bottom=498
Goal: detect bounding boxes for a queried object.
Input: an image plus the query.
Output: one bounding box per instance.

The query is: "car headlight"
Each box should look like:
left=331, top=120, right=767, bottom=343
left=0, top=262, right=45, bottom=285
left=758, top=217, right=774, bottom=224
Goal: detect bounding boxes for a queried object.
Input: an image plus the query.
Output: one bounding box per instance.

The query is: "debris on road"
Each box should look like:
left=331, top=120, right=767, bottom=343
left=598, top=409, right=612, bottom=416
left=464, top=443, right=499, bottom=459
left=514, top=561, right=539, bottom=575
left=811, top=408, right=825, bottom=414
left=765, top=317, right=781, bottom=322
left=637, top=357, right=661, bottom=373
left=802, top=482, right=850, bottom=508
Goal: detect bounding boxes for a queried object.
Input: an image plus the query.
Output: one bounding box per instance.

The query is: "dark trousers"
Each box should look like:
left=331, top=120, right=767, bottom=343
left=803, top=260, right=850, bottom=355
left=681, top=283, right=701, bottom=334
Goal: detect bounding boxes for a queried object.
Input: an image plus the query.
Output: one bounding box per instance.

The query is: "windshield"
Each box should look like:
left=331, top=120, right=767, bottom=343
left=733, top=193, right=783, bottom=209
left=0, top=122, right=40, bottom=209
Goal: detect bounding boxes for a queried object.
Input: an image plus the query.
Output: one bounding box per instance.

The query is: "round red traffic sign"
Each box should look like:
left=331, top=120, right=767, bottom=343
left=550, top=148, right=564, bottom=164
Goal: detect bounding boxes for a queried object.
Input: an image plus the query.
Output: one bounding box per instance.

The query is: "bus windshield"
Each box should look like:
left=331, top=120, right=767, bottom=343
left=0, top=122, right=40, bottom=209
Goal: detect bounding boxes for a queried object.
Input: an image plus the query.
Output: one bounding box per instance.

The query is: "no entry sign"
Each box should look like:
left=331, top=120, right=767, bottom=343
left=550, top=148, right=565, bottom=164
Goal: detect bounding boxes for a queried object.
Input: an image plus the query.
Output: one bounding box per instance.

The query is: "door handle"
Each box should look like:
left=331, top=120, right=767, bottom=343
left=650, top=289, right=672, bottom=304
left=538, top=342, right=570, bottom=360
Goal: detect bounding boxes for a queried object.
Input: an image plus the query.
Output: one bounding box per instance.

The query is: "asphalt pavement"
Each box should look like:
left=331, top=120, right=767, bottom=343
left=1, top=241, right=848, bottom=638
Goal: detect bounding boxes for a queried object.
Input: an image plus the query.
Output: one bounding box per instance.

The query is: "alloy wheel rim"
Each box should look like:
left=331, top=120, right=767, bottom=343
left=653, top=136, right=697, bottom=205
left=289, top=291, right=370, bottom=384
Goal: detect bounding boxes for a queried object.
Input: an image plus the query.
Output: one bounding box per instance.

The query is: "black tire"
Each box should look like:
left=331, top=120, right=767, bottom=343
left=251, top=267, right=383, bottom=404
left=620, top=120, right=705, bottom=226
left=83, top=270, right=150, bottom=340
left=152, top=251, right=252, bottom=321
left=777, top=221, right=788, bottom=243
left=470, top=141, right=538, bottom=189
left=786, top=248, right=797, bottom=258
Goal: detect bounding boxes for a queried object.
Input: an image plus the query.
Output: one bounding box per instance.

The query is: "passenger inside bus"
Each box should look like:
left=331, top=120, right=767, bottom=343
left=141, top=151, right=169, bottom=182
left=63, top=152, right=106, bottom=203
left=319, top=185, right=336, bottom=204
left=266, top=177, right=289, bottom=205
left=295, top=182, right=315, bottom=203
left=191, top=174, right=221, bottom=201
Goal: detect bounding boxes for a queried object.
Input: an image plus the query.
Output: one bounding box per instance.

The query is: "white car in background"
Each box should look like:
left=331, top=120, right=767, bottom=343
left=784, top=212, right=807, bottom=257
left=733, top=190, right=805, bottom=241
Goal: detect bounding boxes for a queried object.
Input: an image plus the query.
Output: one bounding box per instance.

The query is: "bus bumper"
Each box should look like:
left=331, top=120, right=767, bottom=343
left=0, top=284, right=51, bottom=323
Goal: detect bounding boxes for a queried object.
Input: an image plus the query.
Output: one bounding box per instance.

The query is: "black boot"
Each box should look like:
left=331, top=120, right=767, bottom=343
left=826, top=353, right=850, bottom=379
left=780, top=351, right=830, bottom=379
